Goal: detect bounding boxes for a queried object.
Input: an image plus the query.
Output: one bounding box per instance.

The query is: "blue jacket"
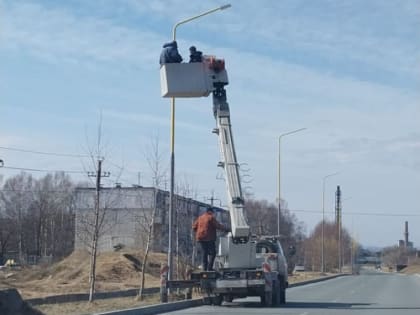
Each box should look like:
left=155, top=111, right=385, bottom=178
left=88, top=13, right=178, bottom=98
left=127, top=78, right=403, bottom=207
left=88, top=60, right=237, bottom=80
left=159, top=41, right=183, bottom=65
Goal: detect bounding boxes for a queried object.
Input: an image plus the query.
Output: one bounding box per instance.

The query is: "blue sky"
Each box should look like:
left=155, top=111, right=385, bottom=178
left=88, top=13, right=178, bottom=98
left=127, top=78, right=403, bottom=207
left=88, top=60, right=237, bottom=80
left=1, top=0, right=419, bottom=247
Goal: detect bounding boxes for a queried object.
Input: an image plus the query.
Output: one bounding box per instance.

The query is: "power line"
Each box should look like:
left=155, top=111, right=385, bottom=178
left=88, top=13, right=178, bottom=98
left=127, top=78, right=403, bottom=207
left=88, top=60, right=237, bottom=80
left=0, top=146, right=89, bottom=158
left=0, top=189, right=76, bottom=193
left=288, top=209, right=420, bottom=217
left=2, top=183, right=417, bottom=217
left=2, top=166, right=85, bottom=174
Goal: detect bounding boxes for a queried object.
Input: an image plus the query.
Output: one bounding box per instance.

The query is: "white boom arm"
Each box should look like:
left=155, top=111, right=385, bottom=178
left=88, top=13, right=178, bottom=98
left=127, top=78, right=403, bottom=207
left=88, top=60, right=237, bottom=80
left=212, top=83, right=250, bottom=241
left=160, top=58, right=250, bottom=241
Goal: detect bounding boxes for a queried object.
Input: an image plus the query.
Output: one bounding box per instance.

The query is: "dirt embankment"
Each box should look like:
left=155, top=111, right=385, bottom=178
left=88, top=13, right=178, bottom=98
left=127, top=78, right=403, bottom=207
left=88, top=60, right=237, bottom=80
left=401, top=264, right=420, bottom=275
left=0, top=249, right=340, bottom=302
left=0, top=250, right=165, bottom=299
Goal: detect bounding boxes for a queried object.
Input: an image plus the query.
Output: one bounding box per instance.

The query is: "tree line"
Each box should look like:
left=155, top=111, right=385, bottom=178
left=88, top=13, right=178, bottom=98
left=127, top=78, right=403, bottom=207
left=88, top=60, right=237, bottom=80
left=0, top=171, right=357, bottom=274
left=0, top=172, right=75, bottom=265
left=244, top=199, right=357, bottom=272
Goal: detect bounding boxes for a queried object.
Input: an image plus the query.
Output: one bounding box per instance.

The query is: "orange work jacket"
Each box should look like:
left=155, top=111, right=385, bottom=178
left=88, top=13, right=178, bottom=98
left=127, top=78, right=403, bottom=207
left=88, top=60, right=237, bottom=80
left=192, top=212, right=225, bottom=241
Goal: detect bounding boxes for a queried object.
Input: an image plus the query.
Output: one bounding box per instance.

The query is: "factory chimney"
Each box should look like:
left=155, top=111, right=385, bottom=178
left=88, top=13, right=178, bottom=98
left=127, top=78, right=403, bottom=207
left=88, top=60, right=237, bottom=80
left=404, top=221, right=409, bottom=247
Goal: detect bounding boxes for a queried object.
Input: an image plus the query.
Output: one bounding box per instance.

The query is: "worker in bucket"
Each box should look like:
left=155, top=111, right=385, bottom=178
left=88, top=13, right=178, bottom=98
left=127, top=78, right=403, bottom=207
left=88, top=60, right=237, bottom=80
left=159, top=40, right=183, bottom=65
left=192, top=207, right=228, bottom=271
left=189, top=46, right=203, bottom=63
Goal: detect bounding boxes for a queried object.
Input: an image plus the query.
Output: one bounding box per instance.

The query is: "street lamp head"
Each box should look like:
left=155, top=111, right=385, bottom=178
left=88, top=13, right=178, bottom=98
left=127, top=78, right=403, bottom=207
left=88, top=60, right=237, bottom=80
left=324, top=172, right=340, bottom=180
left=172, top=3, right=231, bottom=40
left=220, top=4, right=232, bottom=10
left=279, top=127, right=307, bottom=139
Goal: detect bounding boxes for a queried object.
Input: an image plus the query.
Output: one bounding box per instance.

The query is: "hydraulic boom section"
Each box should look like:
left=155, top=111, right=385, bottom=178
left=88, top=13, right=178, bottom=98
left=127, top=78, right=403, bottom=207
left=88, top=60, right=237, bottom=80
left=160, top=57, right=251, bottom=243
left=212, top=82, right=249, bottom=242
left=160, top=55, right=289, bottom=299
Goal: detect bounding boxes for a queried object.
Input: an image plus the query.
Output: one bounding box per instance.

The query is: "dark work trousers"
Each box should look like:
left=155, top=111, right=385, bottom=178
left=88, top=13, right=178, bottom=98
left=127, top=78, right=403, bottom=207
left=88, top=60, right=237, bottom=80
left=198, top=240, right=216, bottom=271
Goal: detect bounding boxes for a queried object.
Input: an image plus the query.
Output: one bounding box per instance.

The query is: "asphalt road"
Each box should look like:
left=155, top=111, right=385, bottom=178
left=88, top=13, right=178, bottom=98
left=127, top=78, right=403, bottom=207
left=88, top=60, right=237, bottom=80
left=160, top=271, right=420, bottom=315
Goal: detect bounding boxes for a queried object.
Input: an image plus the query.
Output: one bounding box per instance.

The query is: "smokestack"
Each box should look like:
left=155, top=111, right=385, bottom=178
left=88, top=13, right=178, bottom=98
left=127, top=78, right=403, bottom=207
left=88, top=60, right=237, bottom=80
left=335, top=186, right=341, bottom=226
left=404, top=221, right=409, bottom=247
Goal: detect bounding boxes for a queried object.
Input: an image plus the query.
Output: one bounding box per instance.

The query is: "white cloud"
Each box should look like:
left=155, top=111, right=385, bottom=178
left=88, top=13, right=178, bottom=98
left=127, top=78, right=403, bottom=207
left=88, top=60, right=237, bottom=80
left=1, top=0, right=420, bottom=246
left=0, top=1, right=164, bottom=68
left=201, top=1, right=420, bottom=80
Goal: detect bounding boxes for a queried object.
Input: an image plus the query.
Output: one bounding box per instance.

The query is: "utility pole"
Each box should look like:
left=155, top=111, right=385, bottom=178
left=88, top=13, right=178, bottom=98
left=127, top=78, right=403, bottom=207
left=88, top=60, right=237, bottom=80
left=322, top=172, right=339, bottom=273
left=87, top=158, right=110, bottom=302
left=207, top=190, right=221, bottom=207
left=335, top=185, right=342, bottom=273
left=0, top=159, right=3, bottom=187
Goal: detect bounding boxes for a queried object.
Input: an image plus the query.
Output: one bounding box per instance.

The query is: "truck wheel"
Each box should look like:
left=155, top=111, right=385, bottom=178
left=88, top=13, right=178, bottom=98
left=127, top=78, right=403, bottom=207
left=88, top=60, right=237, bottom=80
left=211, top=294, right=223, bottom=306
left=202, top=296, right=212, bottom=305
left=260, top=290, right=272, bottom=307
left=272, top=280, right=281, bottom=306
left=279, top=280, right=286, bottom=304
left=223, top=295, right=233, bottom=303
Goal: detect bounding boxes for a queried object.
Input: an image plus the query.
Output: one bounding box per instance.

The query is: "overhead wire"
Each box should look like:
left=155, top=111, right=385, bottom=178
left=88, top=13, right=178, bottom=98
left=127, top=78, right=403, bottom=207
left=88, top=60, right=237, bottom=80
left=0, top=145, right=141, bottom=179
left=288, top=208, right=420, bottom=217
left=2, top=166, right=85, bottom=174
left=0, top=183, right=418, bottom=217
left=0, top=146, right=89, bottom=158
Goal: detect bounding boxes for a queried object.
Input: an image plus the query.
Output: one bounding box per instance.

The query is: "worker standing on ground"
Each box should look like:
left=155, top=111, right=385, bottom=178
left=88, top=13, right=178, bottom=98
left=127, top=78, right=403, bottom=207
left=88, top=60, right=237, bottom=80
left=192, top=207, right=227, bottom=271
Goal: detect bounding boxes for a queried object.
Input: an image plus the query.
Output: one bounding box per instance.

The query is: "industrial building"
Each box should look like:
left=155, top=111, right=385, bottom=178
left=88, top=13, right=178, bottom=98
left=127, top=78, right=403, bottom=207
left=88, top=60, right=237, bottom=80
left=74, top=186, right=228, bottom=254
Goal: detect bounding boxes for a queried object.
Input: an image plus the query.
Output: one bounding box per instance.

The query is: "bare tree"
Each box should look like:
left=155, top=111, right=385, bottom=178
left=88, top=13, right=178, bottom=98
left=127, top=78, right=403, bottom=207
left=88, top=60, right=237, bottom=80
left=76, top=113, right=115, bottom=302
left=137, top=135, right=167, bottom=300
left=1, top=173, right=35, bottom=263
left=304, top=220, right=353, bottom=272
left=244, top=198, right=306, bottom=272
left=174, top=175, right=197, bottom=280
left=0, top=216, right=13, bottom=265
left=382, top=245, right=407, bottom=268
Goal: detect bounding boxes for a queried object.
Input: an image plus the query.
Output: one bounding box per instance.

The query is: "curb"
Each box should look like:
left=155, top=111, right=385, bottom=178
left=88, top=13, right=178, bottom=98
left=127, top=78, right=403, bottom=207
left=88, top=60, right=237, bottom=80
left=289, top=273, right=348, bottom=288
left=26, top=288, right=160, bottom=306
left=94, top=299, right=203, bottom=315
left=94, top=274, right=348, bottom=315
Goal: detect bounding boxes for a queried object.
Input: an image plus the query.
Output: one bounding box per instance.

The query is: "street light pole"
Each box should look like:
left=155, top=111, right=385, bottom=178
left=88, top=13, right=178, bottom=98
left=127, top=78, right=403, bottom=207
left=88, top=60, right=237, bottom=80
left=321, top=172, right=339, bottom=273
left=277, top=128, right=306, bottom=236
left=167, top=4, right=231, bottom=283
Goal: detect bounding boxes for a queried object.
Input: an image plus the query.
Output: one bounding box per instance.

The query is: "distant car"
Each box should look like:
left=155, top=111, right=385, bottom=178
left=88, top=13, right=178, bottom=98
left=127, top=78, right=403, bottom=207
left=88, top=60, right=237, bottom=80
left=294, top=265, right=305, bottom=272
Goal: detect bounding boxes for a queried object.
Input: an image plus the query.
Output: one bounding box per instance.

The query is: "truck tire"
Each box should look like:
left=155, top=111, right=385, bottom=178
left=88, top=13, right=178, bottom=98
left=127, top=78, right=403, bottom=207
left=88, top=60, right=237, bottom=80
left=202, top=296, right=212, bottom=305
left=260, top=290, right=273, bottom=307
left=279, top=278, right=286, bottom=304
left=272, top=280, right=281, bottom=306
left=223, top=295, right=233, bottom=303
left=211, top=294, right=223, bottom=306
